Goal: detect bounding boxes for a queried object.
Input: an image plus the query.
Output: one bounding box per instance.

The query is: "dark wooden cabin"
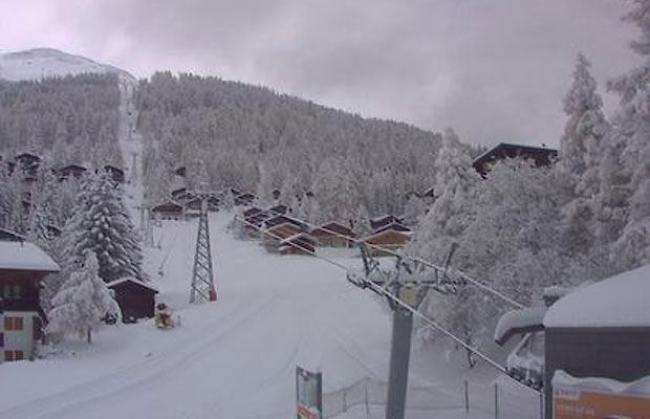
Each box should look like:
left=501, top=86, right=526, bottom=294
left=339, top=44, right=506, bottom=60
left=363, top=227, right=411, bottom=256
left=151, top=201, right=184, bottom=220
left=106, top=278, right=158, bottom=323
left=102, top=165, right=126, bottom=184
left=263, top=215, right=303, bottom=230
left=311, top=221, right=356, bottom=248
left=243, top=207, right=263, bottom=219
left=235, top=193, right=255, bottom=206
left=57, top=164, right=87, bottom=181
left=472, top=143, right=558, bottom=178
left=14, top=152, right=41, bottom=177
left=278, top=233, right=316, bottom=255
left=370, top=215, right=404, bottom=232
left=174, top=166, right=186, bottom=177
left=268, top=204, right=288, bottom=216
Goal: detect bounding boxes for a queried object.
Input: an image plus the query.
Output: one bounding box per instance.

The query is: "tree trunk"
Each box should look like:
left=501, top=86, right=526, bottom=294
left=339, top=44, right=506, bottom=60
left=87, top=328, right=92, bottom=344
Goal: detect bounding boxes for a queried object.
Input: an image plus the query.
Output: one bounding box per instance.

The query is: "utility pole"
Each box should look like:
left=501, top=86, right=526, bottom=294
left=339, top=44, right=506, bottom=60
left=189, top=196, right=217, bottom=303
left=385, top=283, right=427, bottom=419
left=348, top=244, right=463, bottom=419
left=189, top=161, right=217, bottom=303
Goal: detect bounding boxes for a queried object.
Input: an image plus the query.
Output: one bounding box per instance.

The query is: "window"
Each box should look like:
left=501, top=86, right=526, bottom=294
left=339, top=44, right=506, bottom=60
left=4, top=350, right=24, bottom=362
left=4, top=317, right=24, bottom=331
left=2, top=284, right=22, bottom=300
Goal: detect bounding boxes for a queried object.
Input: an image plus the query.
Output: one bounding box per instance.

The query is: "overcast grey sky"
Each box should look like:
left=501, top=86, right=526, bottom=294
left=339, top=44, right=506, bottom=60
left=0, top=0, right=641, bottom=146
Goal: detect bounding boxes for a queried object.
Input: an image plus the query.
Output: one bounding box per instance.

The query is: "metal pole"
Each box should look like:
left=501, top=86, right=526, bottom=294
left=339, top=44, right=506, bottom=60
left=464, top=380, right=469, bottom=413
left=385, top=307, right=413, bottom=419
left=539, top=392, right=544, bottom=419
left=365, top=378, right=370, bottom=419
left=494, top=382, right=499, bottom=419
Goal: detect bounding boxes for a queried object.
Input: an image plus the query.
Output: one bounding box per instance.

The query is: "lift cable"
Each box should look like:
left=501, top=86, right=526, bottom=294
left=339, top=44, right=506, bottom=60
left=233, top=214, right=541, bottom=394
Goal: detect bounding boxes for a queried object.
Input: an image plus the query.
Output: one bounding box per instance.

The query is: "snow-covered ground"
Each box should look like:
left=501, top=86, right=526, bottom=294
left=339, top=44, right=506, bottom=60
left=0, top=80, right=540, bottom=419
left=0, top=213, right=541, bottom=419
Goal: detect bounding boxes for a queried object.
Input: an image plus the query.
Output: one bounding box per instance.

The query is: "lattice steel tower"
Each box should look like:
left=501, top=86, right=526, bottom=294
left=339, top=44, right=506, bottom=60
left=189, top=196, right=217, bottom=303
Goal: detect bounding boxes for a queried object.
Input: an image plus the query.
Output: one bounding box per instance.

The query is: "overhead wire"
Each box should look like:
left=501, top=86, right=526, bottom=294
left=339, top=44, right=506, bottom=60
left=245, top=209, right=525, bottom=309
left=233, top=213, right=541, bottom=394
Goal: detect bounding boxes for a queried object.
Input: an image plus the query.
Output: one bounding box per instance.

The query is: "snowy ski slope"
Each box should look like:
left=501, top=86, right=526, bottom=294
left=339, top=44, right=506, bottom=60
left=0, top=83, right=541, bottom=419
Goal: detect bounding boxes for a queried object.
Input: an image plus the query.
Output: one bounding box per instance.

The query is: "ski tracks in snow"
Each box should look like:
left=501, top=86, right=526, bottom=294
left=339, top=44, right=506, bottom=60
left=0, top=293, right=281, bottom=419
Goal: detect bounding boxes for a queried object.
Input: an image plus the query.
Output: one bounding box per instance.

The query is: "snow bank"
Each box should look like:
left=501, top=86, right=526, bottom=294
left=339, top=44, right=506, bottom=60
left=0, top=241, right=60, bottom=272
left=544, top=264, right=650, bottom=328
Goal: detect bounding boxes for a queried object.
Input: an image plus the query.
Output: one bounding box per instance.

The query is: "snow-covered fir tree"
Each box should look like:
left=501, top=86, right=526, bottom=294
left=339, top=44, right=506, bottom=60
left=559, top=53, right=611, bottom=258
left=408, top=129, right=479, bottom=264
left=606, top=0, right=650, bottom=270
left=62, top=172, right=144, bottom=282
left=47, top=251, right=121, bottom=343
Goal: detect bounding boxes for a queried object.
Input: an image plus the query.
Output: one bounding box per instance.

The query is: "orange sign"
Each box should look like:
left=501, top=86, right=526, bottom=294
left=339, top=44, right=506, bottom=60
left=297, top=405, right=318, bottom=419
left=554, top=387, right=650, bottom=418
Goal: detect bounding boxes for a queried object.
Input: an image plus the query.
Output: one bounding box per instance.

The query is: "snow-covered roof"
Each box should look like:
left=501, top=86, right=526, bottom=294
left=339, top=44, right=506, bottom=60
left=106, top=277, right=159, bottom=293
left=553, top=369, right=650, bottom=394
left=494, top=307, right=546, bottom=345
left=544, top=264, right=650, bottom=328
left=281, top=232, right=315, bottom=243
left=0, top=240, right=60, bottom=272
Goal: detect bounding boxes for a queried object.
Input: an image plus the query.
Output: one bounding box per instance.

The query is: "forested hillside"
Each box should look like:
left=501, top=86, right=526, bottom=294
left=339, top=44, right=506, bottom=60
left=0, top=73, right=122, bottom=167
left=135, top=72, right=448, bottom=222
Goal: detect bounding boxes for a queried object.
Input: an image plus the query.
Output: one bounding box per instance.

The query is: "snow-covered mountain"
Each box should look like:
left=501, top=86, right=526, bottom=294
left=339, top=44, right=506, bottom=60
left=0, top=48, right=135, bottom=82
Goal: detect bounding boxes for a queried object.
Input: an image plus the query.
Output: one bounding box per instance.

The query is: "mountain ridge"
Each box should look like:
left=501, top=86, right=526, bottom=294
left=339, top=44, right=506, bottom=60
left=0, top=47, right=135, bottom=82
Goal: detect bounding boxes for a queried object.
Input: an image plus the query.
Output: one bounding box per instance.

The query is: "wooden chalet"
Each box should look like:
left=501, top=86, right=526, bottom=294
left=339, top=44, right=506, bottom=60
left=278, top=233, right=316, bottom=255
left=206, top=195, right=220, bottom=212
left=0, top=229, right=60, bottom=362
left=374, top=222, right=411, bottom=235
left=171, top=186, right=188, bottom=200
left=239, top=210, right=268, bottom=239
left=46, top=224, right=62, bottom=238
left=472, top=142, right=558, bottom=178
left=235, top=193, right=255, bottom=206
left=311, top=221, right=356, bottom=248
left=268, top=204, right=288, bottom=216
left=15, top=152, right=41, bottom=168
left=174, top=166, right=187, bottom=177
left=151, top=201, right=184, bottom=221
left=102, top=165, right=126, bottom=184
left=261, top=215, right=307, bottom=252
left=106, top=277, right=158, bottom=323
left=263, top=215, right=303, bottom=230
left=184, top=197, right=203, bottom=217
left=262, top=222, right=304, bottom=245
left=363, top=225, right=411, bottom=256
left=243, top=207, right=263, bottom=219
left=57, top=164, right=87, bottom=181
left=370, top=215, right=404, bottom=232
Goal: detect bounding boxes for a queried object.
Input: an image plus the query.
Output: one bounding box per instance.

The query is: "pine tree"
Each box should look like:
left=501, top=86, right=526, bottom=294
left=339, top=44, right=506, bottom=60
left=560, top=53, right=610, bottom=190
left=408, top=129, right=478, bottom=264
left=47, top=252, right=120, bottom=343
left=559, top=53, right=610, bottom=258
left=606, top=0, right=650, bottom=269
left=62, top=172, right=144, bottom=282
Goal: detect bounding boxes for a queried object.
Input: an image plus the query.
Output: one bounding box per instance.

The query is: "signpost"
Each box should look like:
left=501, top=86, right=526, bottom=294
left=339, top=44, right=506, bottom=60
left=296, top=366, right=323, bottom=419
